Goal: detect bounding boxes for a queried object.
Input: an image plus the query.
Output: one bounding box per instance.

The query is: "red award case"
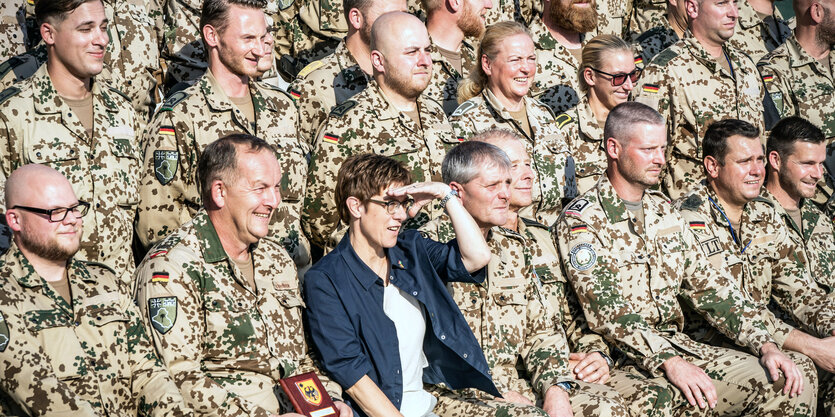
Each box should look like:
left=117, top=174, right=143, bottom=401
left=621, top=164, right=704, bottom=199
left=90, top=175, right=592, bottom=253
left=279, top=372, right=339, bottom=417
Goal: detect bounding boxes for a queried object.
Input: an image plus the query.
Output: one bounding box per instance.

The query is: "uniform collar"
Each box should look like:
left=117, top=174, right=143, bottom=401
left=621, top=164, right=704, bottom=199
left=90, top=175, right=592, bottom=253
left=191, top=210, right=235, bottom=263
left=32, top=65, right=118, bottom=115
left=366, top=80, right=445, bottom=127
left=7, top=240, right=94, bottom=289
left=596, top=174, right=630, bottom=223
left=428, top=37, right=476, bottom=79
left=682, top=32, right=739, bottom=76
left=576, top=93, right=603, bottom=139
left=201, top=69, right=277, bottom=116
left=702, top=181, right=770, bottom=226
left=783, top=34, right=835, bottom=82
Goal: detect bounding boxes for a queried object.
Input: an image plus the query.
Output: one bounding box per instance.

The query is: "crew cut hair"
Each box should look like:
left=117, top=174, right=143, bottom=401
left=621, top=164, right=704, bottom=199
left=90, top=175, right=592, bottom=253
left=702, top=119, right=760, bottom=164
left=200, top=0, right=266, bottom=35
left=442, top=141, right=511, bottom=184
left=335, top=153, right=412, bottom=223
left=603, top=101, right=664, bottom=144
left=197, top=133, right=275, bottom=203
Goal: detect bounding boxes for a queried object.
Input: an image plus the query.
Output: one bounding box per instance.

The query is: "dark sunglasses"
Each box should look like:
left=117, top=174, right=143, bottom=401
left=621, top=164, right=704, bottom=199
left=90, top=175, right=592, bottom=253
left=589, top=67, right=643, bottom=87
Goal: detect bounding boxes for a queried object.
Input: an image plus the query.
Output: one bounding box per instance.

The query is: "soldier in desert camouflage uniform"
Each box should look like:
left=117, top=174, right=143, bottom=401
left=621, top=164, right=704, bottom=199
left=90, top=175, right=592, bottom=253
left=728, top=0, right=790, bottom=63
left=451, top=22, right=575, bottom=226
left=304, top=12, right=458, bottom=250
left=758, top=0, right=835, bottom=140
left=0, top=0, right=141, bottom=284
left=0, top=165, right=191, bottom=417
left=135, top=135, right=352, bottom=417
left=529, top=0, right=597, bottom=114
left=421, top=141, right=630, bottom=417
left=288, top=0, right=405, bottom=147
left=478, top=129, right=680, bottom=417
left=557, top=102, right=808, bottom=416
left=676, top=119, right=832, bottom=415
left=422, top=0, right=487, bottom=115
left=138, top=0, right=310, bottom=272
left=630, top=0, right=686, bottom=64
left=633, top=0, right=764, bottom=200
left=0, top=0, right=164, bottom=124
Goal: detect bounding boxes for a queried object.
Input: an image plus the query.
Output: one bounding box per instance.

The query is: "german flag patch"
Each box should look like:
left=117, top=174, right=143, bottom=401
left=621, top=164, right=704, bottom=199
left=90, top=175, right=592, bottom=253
left=570, top=225, right=588, bottom=234
left=159, top=125, right=175, bottom=136
left=152, top=272, right=170, bottom=283
left=634, top=56, right=644, bottom=66
left=323, top=133, right=339, bottom=144
left=761, top=74, right=774, bottom=83
left=288, top=88, right=301, bottom=100
left=689, top=221, right=706, bottom=231
left=642, top=84, right=660, bottom=93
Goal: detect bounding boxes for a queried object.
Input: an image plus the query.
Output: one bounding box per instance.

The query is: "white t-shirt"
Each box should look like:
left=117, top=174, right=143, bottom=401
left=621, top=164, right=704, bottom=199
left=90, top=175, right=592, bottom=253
left=383, top=282, right=437, bottom=417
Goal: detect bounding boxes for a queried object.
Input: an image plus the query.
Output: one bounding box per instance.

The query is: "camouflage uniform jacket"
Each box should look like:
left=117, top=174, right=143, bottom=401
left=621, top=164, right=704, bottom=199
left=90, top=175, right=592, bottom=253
left=0, top=242, right=190, bottom=417
left=137, top=69, right=311, bottom=271
left=675, top=183, right=835, bottom=340
left=134, top=210, right=340, bottom=417
left=420, top=216, right=574, bottom=400
left=449, top=89, right=577, bottom=226
left=596, top=0, right=631, bottom=38
left=0, top=65, right=140, bottom=283
left=757, top=34, right=835, bottom=139
left=556, top=93, right=606, bottom=195
left=483, top=0, right=533, bottom=25
left=728, top=1, right=790, bottom=64
left=556, top=175, right=776, bottom=376
left=425, top=38, right=476, bottom=116
left=529, top=14, right=585, bottom=115
left=0, top=1, right=26, bottom=62
left=304, top=80, right=458, bottom=249
left=288, top=39, right=369, bottom=148
left=631, top=18, right=679, bottom=67
left=518, top=217, right=611, bottom=355
left=765, top=192, right=835, bottom=294
left=627, top=0, right=666, bottom=38
left=0, top=0, right=164, bottom=123
left=633, top=33, right=765, bottom=200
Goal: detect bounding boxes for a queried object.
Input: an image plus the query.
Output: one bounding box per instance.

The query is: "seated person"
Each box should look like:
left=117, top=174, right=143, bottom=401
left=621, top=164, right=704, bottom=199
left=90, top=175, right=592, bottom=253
left=303, top=153, right=498, bottom=417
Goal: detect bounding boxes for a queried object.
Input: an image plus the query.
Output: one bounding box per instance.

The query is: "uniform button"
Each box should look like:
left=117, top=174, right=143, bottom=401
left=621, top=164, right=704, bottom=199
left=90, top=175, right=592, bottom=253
left=471, top=299, right=477, bottom=304
left=96, top=316, right=102, bottom=321
left=412, top=291, right=418, bottom=296
left=100, top=251, right=105, bottom=257
left=654, top=295, right=659, bottom=300
left=36, top=152, right=41, bottom=158
left=67, top=112, right=73, bottom=118
left=499, top=295, right=506, bottom=301
left=74, top=321, right=81, bottom=326
left=463, top=353, right=468, bottom=358
left=440, top=334, right=446, bottom=340
left=96, top=203, right=101, bottom=208
left=69, top=149, right=74, bottom=154
left=396, top=369, right=400, bottom=374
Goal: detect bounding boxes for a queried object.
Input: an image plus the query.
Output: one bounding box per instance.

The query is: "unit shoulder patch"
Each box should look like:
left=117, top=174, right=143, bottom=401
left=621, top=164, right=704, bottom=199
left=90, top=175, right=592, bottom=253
left=569, top=243, right=597, bottom=271
left=148, top=297, right=178, bottom=334
left=650, top=47, right=679, bottom=67
left=678, top=194, right=702, bottom=211
left=154, top=150, right=179, bottom=185
left=329, top=100, right=357, bottom=118
left=555, top=113, right=573, bottom=129
left=450, top=99, right=478, bottom=118
left=0, top=311, right=9, bottom=352
left=161, top=90, right=190, bottom=111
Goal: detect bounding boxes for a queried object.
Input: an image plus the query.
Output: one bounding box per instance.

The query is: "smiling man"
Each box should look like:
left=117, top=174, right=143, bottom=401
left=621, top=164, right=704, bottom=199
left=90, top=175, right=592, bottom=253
left=137, top=0, right=311, bottom=273
left=633, top=0, right=766, bottom=200
left=134, top=134, right=352, bottom=417
left=0, top=0, right=141, bottom=285
left=304, top=11, right=458, bottom=252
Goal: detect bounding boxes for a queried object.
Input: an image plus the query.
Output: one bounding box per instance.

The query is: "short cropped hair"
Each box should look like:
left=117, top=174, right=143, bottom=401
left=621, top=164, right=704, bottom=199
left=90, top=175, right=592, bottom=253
left=336, top=154, right=412, bottom=223
left=200, top=0, right=266, bottom=35
left=470, top=128, right=524, bottom=145
left=442, top=141, right=511, bottom=184
left=343, top=0, right=374, bottom=21
left=36, top=0, right=99, bottom=25
left=197, top=134, right=275, bottom=203
left=767, top=116, right=825, bottom=160
left=603, top=102, right=664, bottom=144
left=702, top=119, right=760, bottom=164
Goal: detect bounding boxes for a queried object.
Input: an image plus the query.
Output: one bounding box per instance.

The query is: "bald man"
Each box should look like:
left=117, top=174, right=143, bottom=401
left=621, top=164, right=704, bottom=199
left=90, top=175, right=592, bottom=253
left=304, top=11, right=458, bottom=252
left=0, top=164, right=190, bottom=416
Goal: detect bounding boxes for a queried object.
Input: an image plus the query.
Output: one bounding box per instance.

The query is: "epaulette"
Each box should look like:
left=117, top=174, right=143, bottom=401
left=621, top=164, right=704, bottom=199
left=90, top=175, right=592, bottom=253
left=678, top=194, right=702, bottom=211
left=147, top=233, right=184, bottom=259
left=107, top=85, right=131, bottom=103
left=752, top=195, right=774, bottom=206
left=450, top=99, right=477, bottom=118
left=521, top=217, right=550, bottom=230
left=0, top=86, right=21, bottom=106
left=554, top=112, right=573, bottom=129
left=0, top=56, right=24, bottom=79
left=650, top=47, right=679, bottom=67
left=564, top=197, right=592, bottom=217
left=635, top=26, right=666, bottom=44
left=258, top=80, right=285, bottom=92
left=329, top=99, right=357, bottom=117
left=80, top=260, right=117, bottom=275
left=159, top=90, right=191, bottom=112
left=297, top=60, right=324, bottom=79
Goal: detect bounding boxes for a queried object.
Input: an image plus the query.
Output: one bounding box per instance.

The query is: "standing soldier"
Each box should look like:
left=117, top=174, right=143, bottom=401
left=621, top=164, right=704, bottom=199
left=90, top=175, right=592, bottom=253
left=758, top=0, right=835, bottom=140
left=630, top=0, right=687, bottom=65
left=728, top=0, right=790, bottom=63
left=289, top=0, right=407, bottom=147
left=422, top=0, right=491, bottom=115
left=0, top=0, right=141, bottom=284
left=135, top=135, right=353, bottom=416
left=557, top=102, right=808, bottom=416
left=304, top=12, right=458, bottom=251
left=0, top=164, right=191, bottom=417
left=633, top=0, right=765, bottom=200
left=138, top=0, right=310, bottom=272
left=529, top=0, right=598, bottom=114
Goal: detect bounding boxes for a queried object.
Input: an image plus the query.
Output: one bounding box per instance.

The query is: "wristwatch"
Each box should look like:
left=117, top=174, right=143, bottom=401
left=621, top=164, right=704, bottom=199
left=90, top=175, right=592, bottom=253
left=596, top=351, right=614, bottom=368
left=555, top=381, right=574, bottom=394
left=439, top=188, right=459, bottom=209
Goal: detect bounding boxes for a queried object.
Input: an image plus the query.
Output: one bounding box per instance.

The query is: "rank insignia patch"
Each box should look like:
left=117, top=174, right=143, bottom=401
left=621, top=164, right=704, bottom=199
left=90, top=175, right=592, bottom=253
left=148, top=297, right=178, bottom=334
left=0, top=312, right=9, bottom=352
left=154, top=150, right=179, bottom=185
left=569, top=243, right=597, bottom=271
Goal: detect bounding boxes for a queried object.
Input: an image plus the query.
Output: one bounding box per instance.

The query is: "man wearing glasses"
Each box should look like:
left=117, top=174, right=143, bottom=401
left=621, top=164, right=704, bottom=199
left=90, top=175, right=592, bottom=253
left=633, top=0, right=766, bottom=200
left=0, top=164, right=191, bottom=416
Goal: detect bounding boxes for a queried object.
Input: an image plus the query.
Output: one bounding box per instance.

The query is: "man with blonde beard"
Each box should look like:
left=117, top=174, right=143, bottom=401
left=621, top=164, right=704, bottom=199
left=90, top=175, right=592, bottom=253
left=529, top=0, right=598, bottom=114
left=422, top=0, right=492, bottom=115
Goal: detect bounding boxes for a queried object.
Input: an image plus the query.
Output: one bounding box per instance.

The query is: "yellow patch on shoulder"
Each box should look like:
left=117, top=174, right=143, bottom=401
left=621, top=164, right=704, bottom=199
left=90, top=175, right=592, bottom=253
left=297, top=60, right=324, bottom=78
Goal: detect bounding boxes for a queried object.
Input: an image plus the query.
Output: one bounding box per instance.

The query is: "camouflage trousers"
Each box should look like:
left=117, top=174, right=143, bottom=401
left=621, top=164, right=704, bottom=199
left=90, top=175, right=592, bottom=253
left=620, top=347, right=816, bottom=417
left=429, top=380, right=630, bottom=417
left=820, top=368, right=834, bottom=417
left=606, top=368, right=678, bottom=417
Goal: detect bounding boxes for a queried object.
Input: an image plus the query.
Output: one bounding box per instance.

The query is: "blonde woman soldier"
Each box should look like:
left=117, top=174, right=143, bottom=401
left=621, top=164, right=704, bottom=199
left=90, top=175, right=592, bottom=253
left=449, top=21, right=576, bottom=227
left=556, top=35, right=640, bottom=194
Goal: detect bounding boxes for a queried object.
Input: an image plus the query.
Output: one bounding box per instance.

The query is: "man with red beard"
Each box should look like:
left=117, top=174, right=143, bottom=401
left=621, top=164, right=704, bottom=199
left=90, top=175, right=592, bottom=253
left=304, top=12, right=458, bottom=251
left=422, top=0, right=493, bottom=115
left=529, top=0, right=598, bottom=114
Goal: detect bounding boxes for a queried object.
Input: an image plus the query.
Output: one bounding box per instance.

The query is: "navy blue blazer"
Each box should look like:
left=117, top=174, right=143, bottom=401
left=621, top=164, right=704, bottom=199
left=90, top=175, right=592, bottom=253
left=303, top=230, right=500, bottom=416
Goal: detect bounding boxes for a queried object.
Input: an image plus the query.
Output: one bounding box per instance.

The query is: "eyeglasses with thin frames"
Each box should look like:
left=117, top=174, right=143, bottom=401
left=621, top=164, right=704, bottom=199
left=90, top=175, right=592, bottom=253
left=11, top=201, right=91, bottom=222
left=589, top=67, right=643, bottom=87
left=368, top=199, right=414, bottom=215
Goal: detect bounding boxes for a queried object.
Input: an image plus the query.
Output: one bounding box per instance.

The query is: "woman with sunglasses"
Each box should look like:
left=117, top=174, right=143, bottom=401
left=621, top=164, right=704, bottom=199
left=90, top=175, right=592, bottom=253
left=450, top=21, right=575, bottom=227
left=560, top=34, right=641, bottom=193
left=303, top=154, right=500, bottom=417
